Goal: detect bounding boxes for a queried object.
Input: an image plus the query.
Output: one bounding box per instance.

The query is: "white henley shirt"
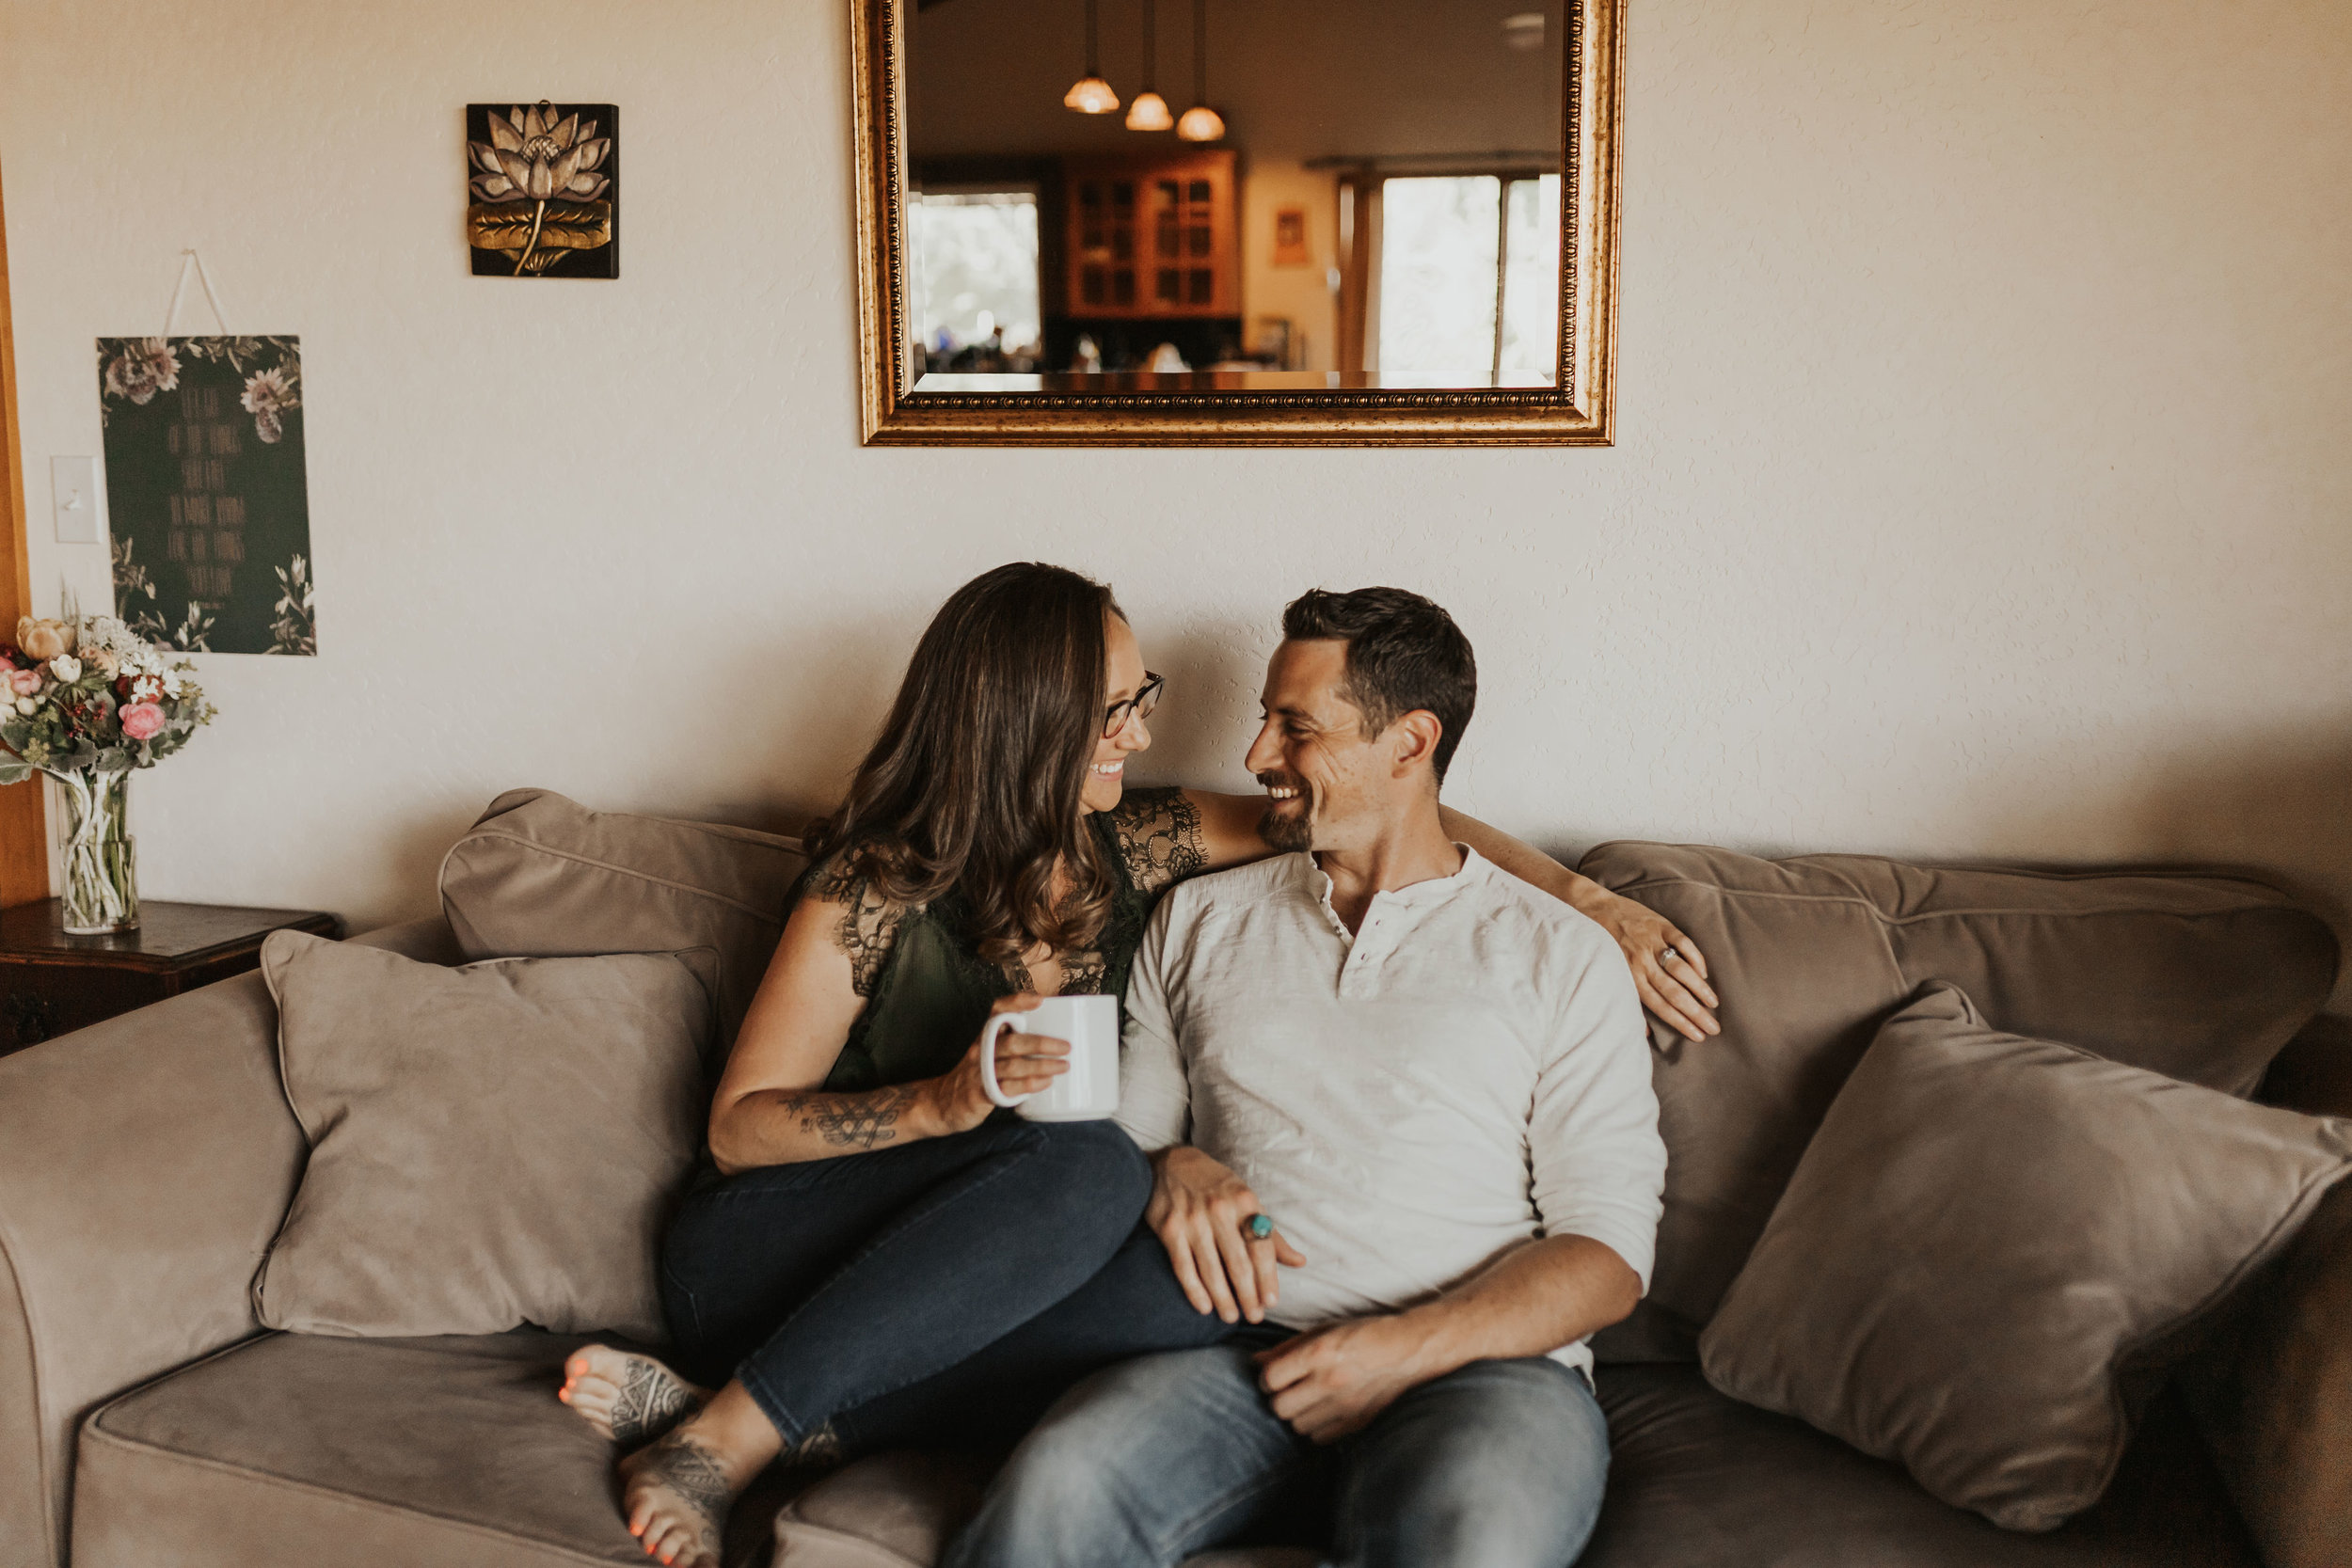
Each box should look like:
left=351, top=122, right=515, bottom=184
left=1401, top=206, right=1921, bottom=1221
left=1117, top=847, right=1667, bottom=1376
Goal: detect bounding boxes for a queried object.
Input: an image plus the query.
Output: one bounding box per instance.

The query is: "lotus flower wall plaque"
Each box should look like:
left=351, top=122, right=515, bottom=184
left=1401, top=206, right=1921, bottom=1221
left=467, top=102, right=618, bottom=278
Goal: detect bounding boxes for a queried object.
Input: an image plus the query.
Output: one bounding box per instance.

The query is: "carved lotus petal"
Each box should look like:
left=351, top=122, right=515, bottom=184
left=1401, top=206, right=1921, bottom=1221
left=493, top=148, right=535, bottom=194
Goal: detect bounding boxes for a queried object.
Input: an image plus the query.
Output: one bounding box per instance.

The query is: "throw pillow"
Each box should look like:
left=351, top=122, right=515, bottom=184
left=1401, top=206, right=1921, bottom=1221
left=1698, top=982, right=2352, bottom=1532
left=254, top=930, right=718, bottom=1341
left=438, top=787, right=807, bottom=1047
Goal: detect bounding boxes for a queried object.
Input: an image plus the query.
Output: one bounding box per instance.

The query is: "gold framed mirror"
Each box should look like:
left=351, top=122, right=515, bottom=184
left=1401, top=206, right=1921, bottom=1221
left=853, top=0, right=1622, bottom=446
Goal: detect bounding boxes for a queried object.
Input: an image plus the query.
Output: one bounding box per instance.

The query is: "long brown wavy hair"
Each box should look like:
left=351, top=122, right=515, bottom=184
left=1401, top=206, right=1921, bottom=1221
left=804, top=562, right=1124, bottom=965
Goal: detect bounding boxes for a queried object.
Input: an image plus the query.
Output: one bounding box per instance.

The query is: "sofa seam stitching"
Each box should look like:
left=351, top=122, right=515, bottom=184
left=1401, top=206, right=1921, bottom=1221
left=77, top=1419, right=627, bottom=1565
left=1599, top=879, right=2314, bottom=927
left=439, top=831, right=791, bottom=925
left=0, top=1215, right=57, bottom=1568
left=1583, top=846, right=2300, bottom=899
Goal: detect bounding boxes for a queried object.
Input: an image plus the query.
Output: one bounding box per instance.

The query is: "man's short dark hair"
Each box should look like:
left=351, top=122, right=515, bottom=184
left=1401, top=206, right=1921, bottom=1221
left=1281, top=587, right=1476, bottom=784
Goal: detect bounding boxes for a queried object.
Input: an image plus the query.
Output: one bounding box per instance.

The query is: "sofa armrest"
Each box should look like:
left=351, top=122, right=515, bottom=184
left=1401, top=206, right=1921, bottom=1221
left=0, top=967, right=310, bottom=1568
left=2179, top=1022, right=2352, bottom=1568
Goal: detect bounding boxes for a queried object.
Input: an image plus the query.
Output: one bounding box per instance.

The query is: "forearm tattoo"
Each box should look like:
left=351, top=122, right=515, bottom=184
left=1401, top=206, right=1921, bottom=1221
left=781, top=1085, right=921, bottom=1149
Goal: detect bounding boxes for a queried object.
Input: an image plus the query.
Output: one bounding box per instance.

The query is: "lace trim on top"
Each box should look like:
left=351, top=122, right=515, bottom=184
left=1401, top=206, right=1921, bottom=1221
left=1109, top=786, right=1208, bottom=897
left=813, top=857, right=914, bottom=1000
left=810, top=787, right=1200, bottom=1001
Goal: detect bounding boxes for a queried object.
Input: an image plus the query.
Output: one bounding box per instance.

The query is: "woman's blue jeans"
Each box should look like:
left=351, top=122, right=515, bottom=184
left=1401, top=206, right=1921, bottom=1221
left=659, top=1112, right=1195, bottom=1451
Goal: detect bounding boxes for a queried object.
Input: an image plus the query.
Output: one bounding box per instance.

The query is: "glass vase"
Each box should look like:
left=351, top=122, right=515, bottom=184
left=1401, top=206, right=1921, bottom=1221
left=55, top=768, right=139, bottom=935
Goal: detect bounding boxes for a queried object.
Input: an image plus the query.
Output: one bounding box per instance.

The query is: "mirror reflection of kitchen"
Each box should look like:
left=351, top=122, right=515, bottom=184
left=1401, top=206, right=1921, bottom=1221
left=905, top=0, right=1564, bottom=390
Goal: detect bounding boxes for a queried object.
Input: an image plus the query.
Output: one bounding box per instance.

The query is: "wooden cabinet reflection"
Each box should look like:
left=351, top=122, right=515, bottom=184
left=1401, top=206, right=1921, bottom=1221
left=1068, top=150, right=1236, bottom=319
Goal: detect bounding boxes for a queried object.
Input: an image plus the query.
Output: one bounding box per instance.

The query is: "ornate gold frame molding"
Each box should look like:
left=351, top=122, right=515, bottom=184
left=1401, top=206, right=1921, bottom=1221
left=850, top=0, right=1624, bottom=447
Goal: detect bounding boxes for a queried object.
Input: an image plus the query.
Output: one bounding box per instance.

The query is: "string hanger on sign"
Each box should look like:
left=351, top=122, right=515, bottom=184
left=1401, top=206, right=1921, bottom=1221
left=161, top=249, right=230, bottom=337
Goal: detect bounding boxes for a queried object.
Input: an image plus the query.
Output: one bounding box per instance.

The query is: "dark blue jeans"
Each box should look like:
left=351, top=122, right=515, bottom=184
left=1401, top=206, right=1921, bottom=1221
left=660, top=1113, right=1220, bottom=1452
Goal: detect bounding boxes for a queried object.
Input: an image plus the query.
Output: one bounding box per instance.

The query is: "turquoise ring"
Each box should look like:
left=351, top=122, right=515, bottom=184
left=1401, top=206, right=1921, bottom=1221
left=1246, top=1213, right=1275, bottom=1241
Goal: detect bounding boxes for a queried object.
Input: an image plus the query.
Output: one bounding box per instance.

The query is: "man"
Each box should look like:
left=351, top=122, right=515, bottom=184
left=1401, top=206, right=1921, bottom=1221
left=944, top=588, right=1668, bottom=1568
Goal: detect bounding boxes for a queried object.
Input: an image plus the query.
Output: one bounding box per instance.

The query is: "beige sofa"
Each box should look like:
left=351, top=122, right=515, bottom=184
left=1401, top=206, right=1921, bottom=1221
left=1, top=793, right=2345, bottom=1568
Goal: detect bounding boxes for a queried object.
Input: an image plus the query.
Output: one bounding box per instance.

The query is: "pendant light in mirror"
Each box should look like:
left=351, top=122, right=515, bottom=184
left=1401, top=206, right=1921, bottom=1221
left=1174, top=0, right=1225, bottom=141
left=1063, top=0, right=1120, bottom=114
left=1124, top=0, right=1173, bottom=131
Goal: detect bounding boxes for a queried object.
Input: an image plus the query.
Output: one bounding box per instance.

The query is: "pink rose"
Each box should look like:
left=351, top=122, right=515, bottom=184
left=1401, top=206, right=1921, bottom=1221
left=119, top=703, right=167, bottom=742
left=5, top=669, right=40, bottom=697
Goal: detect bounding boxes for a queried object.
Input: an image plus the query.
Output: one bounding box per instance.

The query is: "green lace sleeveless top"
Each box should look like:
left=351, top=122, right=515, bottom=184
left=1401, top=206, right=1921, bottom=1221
left=795, top=786, right=1208, bottom=1094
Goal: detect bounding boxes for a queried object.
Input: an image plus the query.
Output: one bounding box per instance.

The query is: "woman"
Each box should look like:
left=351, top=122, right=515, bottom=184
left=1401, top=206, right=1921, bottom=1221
left=559, top=563, right=1714, bottom=1568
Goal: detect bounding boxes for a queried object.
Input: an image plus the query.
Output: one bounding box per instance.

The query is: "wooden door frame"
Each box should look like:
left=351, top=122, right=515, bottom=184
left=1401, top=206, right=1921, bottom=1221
left=0, top=155, right=53, bottom=905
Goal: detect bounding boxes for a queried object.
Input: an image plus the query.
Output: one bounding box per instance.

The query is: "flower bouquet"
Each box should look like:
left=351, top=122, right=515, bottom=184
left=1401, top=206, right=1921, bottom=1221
left=0, top=612, right=215, bottom=933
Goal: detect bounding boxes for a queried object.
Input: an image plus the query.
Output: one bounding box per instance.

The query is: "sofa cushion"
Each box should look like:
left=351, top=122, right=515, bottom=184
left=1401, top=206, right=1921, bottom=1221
left=257, top=932, right=719, bottom=1342
left=1698, top=983, right=2352, bottom=1530
left=1577, top=843, right=2339, bottom=1358
left=72, top=1331, right=812, bottom=1568
left=440, top=787, right=808, bottom=1044
left=1586, top=1364, right=2257, bottom=1568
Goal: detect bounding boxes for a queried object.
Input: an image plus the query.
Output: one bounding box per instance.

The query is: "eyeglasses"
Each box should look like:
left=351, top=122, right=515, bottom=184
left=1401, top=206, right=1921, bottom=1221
left=1104, top=673, right=1165, bottom=738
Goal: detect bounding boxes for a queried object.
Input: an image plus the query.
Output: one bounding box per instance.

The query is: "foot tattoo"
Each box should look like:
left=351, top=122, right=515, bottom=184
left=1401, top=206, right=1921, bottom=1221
left=621, top=1430, right=732, bottom=1568
left=560, top=1345, right=709, bottom=1449
left=782, top=1419, right=843, bottom=1469
left=612, top=1358, right=704, bottom=1448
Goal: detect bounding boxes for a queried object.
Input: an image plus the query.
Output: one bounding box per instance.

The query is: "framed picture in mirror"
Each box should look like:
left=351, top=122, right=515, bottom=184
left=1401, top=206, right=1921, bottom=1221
left=852, top=0, right=1623, bottom=446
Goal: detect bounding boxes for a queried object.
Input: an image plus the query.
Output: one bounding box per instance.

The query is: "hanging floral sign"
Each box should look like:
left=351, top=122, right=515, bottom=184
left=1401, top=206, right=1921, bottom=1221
left=97, top=334, right=315, bottom=655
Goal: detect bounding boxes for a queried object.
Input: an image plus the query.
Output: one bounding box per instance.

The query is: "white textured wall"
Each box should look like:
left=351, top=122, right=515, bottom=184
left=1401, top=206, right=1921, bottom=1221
left=3, top=1, right=2347, bottom=1007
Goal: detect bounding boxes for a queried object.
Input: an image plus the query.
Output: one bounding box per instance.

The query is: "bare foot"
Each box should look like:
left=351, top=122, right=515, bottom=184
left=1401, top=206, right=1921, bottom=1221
left=561, top=1345, right=709, bottom=1448
left=620, top=1427, right=736, bottom=1567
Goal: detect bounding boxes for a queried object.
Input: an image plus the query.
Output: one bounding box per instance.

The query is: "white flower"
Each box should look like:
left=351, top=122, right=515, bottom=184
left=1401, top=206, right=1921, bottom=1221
left=13, top=697, right=35, bottom=717
left=49, top=655, right=80, bottom=683
left=103, top=340, right=181, bottom=405
left=131, top=676, right=162, bottom=703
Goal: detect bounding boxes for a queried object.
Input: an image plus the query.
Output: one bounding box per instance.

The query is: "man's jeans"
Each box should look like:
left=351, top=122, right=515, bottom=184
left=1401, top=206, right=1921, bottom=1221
left=942, top=1341, right=1613, bottom=1568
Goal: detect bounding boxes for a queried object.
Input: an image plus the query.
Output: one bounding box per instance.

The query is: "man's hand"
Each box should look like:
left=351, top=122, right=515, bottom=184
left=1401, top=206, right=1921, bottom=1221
left=1576, top=885, right=1719, bottom=1042
left=1146, top=1146, right=1306, bottom=1324
left=1253, top=1317, right=1431, bottom=1444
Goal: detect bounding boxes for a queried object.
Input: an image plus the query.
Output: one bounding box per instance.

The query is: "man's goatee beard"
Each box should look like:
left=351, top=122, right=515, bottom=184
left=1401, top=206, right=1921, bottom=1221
left=1257, top=804, right=1311, bottom=852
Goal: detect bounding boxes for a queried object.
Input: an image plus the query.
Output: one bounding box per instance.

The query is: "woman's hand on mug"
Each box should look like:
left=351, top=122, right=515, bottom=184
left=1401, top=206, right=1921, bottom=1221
left=923, top=993, right=1070, bottom=1134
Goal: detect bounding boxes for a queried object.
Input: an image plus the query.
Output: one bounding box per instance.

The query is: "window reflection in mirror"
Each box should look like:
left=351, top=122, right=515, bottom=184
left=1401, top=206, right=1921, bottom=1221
left=903, top=0, right=1564, bottom=392
left=1375, top=174, right=1561, bottom=381
left=910, top=189, right=1045, bottom=372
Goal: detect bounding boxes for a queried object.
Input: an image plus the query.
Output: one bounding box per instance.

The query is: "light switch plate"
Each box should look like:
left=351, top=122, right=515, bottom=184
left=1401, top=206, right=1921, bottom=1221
left=51, top=457, right=101, bottom=545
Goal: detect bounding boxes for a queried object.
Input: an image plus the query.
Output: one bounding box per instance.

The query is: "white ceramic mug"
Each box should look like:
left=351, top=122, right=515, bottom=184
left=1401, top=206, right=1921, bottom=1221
left=979, top=994, right=1120, bottom=1121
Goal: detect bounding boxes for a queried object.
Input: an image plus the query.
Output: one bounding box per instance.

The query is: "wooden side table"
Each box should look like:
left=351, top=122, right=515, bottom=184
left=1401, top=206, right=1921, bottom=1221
left=0, top=900, right=342, bottom=1055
